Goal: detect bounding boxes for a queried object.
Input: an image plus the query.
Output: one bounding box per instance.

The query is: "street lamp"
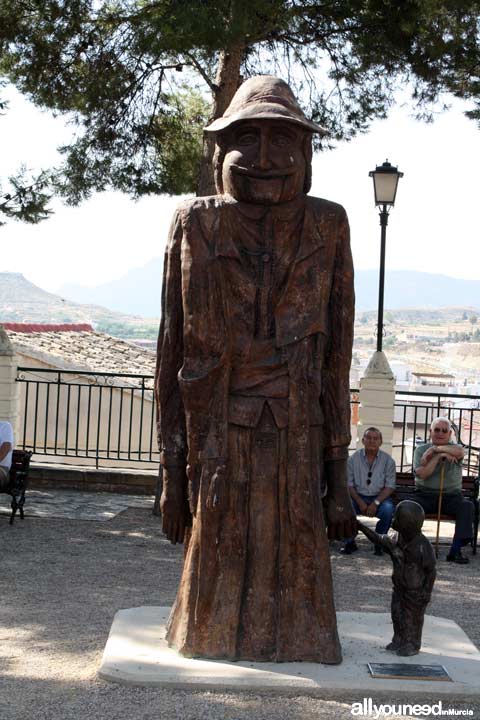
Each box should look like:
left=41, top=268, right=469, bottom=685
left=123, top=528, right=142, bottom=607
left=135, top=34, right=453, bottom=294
left=369, top=160, right=404, bottom=352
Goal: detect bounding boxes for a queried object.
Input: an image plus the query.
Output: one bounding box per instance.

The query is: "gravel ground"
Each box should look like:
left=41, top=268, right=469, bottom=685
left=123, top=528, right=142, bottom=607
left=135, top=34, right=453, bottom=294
left=0, top=505, right=478, bottom=720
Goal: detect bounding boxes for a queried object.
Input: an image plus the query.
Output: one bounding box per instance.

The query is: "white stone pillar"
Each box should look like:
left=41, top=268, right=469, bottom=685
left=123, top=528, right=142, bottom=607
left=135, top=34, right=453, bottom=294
left=357, top=351, right=395, bottom=455
left=0, top=327, right=20, bottom=439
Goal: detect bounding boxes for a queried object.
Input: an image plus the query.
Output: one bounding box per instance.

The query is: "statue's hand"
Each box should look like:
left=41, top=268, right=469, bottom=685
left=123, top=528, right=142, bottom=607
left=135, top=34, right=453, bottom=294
left=324, top=460, right=357, bottom=540
left=326, top=490, right=357, bottom=540
left=160, top=467, right=191, bottom=545
left=206, top=463, right=227, bottom=511
left=356, top=519, right=368, bottom=534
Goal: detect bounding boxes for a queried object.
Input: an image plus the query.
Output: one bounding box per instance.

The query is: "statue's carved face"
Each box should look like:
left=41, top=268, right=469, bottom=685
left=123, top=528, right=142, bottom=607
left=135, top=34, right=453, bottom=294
left=221, top=120, right=308, bottom=205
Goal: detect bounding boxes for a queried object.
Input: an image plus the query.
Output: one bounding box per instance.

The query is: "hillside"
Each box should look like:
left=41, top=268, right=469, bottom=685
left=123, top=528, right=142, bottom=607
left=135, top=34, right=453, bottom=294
left=0, top=272, right=158, bottom=337
left=59, top=257, right=163, bottom=317
left=357, top=307, right=480, bottom=324
left=0, top=268, right=480, bottom=327
left=355, top=270, right=480, bottom=312
left=58, top=261, right=480, bottom=317
left=3, top=272, right=480, bottom=374
left=354, top=309, right=480, bottom=376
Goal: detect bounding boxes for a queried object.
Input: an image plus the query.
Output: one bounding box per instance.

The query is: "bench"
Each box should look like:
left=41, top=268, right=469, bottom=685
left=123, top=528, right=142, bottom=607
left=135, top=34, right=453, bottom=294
left=2, top=449, right=33, bottom=525
left=394, top=472, right=479, bottom=555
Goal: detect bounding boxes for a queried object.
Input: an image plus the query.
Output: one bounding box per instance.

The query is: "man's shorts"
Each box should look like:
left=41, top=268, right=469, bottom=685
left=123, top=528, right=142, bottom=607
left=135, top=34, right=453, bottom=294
left=0, top=466, right=10, bottom=491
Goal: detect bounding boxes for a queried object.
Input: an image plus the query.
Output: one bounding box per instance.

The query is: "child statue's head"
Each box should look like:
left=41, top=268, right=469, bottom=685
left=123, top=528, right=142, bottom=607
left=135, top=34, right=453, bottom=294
left=392, top=500, right=425, bottom=540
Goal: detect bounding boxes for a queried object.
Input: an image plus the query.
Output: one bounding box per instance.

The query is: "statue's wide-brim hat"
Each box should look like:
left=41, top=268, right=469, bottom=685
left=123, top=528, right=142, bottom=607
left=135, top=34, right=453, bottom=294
left=205, top=75, right=328, bottom=136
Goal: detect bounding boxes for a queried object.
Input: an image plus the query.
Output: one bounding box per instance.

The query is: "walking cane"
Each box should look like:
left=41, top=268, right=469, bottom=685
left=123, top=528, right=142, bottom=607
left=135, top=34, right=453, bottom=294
left=435, top=458, right=446, bottom=558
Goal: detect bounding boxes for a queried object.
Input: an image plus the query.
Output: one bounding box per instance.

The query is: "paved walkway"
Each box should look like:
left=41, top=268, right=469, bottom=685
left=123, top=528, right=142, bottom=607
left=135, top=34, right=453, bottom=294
left=0, top=488, right=456, bottom=542
left=0, top=488, right=154, bottom=521
left=0, top=486, right=477, bottom=720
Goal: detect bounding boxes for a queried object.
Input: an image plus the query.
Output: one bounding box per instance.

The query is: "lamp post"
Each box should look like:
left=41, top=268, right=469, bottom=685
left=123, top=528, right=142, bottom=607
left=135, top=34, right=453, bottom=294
left=369, top=160, right=403, bottom=353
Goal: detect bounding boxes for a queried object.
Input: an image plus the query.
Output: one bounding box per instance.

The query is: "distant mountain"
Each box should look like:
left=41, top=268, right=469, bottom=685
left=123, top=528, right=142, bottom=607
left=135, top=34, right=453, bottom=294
left=58, top=257, right=163, bottom=317
left=58, top=260, right=480, bottom=317
left=2, top=267, right=479, bottom=329
left=0, top=272, right=149, bottom=328
left=355, top=270, right=480, bottom=312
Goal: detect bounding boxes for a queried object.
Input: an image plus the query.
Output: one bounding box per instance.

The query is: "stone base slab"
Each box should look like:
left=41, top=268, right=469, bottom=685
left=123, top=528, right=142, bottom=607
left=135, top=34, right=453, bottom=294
left=28, top=463, right=156, bottom=495
left=98, top=607, right=480, bottom=699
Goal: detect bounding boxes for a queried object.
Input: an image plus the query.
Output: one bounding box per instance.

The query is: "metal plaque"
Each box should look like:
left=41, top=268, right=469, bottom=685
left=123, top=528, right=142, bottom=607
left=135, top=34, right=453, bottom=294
left=368, top=663, right=452, bottom=681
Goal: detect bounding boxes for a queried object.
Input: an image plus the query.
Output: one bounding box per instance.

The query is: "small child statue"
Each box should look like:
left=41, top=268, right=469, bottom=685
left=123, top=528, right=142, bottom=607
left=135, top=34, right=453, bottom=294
left=357, top=500, right=436, bottom=657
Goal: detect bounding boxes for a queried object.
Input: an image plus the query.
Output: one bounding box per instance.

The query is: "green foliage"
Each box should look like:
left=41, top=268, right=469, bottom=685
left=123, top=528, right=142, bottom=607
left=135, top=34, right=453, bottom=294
left=0, top=166, right=53, bottom=225
left=152, top=89, right=210, bottom=195
left=52, top=86, right=210, bottom=203
left=0, top=0, right=479, bottom=203
left=95, top=320, right=158, bottom=338
left=383, top=334, right=397, bottom=347
left=447, top=327, right=480, bottom=342
left=0, top=74, right=54, bottom=224
left=469, top=313, right=478, bottom=324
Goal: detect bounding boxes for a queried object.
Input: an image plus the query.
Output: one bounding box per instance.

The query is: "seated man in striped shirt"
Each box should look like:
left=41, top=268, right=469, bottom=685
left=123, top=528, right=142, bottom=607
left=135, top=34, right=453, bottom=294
left=341, top=427, right=396, bottom=556
left=0, top=420, right=14, bottom=491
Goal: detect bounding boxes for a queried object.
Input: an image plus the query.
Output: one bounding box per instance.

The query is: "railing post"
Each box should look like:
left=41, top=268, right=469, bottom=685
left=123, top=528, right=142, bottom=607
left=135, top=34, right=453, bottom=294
left=357, top=350, right=395, bottom=455
left=0, top=327, right=20, bottom=439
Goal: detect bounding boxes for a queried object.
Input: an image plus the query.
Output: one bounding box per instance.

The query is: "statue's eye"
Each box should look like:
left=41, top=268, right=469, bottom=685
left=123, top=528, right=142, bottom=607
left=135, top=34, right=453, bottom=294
left=271, top=133, right=290, bottom=148
left=236, top=131, right=258, bottom=146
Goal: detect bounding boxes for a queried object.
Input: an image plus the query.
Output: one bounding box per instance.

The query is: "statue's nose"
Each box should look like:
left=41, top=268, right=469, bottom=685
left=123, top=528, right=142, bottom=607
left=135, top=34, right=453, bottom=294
left=253, top=133, right=272, bottom=170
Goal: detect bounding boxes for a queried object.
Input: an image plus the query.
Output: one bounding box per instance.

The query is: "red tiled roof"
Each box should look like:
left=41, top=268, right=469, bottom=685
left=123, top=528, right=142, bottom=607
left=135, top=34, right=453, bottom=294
left=3, top=324, right=156, bottom=377
left=1, top=323, right=93, bottom=333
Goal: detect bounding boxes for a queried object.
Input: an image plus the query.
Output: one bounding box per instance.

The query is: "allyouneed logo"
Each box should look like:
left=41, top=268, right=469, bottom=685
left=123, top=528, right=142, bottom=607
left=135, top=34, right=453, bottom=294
left=350, top=699, right=473, bottom=717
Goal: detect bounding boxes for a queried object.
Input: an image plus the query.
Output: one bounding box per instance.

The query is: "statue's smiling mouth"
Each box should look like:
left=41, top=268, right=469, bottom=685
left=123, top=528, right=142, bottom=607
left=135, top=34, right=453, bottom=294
left=230, top=164, right=296, bottom=180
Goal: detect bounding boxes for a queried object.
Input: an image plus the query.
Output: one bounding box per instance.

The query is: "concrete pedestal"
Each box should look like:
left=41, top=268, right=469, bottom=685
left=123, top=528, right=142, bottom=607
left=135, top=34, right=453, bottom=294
left=0, top=327, right=19, bottom=436
left=358, top=351, right=395, bottom=455
left=99, top=607, right=480, bottom=699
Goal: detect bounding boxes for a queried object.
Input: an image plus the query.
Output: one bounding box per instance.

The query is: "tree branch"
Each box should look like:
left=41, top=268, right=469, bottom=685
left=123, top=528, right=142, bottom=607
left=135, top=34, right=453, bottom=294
left=183, top=52, right=217, bottom=93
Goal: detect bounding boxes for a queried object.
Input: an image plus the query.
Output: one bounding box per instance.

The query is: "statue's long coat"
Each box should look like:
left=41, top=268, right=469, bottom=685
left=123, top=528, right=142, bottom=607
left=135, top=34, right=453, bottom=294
left=155, top=193, right=354, bottom=662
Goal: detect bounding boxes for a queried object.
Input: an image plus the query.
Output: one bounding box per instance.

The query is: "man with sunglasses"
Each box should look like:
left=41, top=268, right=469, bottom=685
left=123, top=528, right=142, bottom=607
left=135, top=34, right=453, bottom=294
left=341, top=427, right=396, bottom=556
left=413, top=416, right=473, bottom=564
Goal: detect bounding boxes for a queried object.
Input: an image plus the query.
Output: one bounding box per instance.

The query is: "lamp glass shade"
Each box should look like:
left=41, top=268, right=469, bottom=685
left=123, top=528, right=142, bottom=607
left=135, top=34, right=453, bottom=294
left=369, top=161, right=403, bottom=206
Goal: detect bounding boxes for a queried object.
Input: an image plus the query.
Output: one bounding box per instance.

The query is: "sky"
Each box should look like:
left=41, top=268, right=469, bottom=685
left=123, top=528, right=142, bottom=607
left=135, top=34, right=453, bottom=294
left=1, top=84, right=480, bottom=294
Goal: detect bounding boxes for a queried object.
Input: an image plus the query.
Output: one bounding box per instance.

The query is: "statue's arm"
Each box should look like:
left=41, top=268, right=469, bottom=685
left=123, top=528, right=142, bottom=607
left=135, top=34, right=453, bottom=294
left=422, top=545, right=437, bottom=599
left=155, top=209, right=191, bottom=544
left=322, top=207, right=356, bottom=539
left=356, top=520, right=380, bottom=545
left=325, top=459, right=357, bottom=539
left=357, top=520, right=394, bottom=551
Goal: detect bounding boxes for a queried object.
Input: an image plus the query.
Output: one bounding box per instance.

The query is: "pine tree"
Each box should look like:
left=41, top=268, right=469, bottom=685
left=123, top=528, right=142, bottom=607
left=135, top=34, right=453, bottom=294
left=1, top=0, right=479, bottom=208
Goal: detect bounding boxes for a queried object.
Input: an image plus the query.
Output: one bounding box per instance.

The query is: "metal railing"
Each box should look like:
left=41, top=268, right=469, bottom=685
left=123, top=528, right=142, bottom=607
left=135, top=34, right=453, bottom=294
left=16, top=367, right=158, bottom=468
left=393, top=389, right=480, bottom=476
left=15, top=367, right=480, bottom=475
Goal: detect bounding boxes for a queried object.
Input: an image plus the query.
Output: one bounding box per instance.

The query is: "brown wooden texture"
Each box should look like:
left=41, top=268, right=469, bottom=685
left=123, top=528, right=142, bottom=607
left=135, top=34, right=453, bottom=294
left=155, top=77, right=356, bottom=662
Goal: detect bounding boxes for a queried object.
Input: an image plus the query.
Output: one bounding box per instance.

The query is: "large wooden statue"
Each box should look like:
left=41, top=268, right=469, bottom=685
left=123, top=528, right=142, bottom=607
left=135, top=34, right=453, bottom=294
left=155, top=76, right=356, bottom=663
